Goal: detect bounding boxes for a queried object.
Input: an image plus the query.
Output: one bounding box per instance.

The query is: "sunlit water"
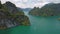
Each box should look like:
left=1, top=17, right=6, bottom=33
left=0, top=11, right=60, bottom=34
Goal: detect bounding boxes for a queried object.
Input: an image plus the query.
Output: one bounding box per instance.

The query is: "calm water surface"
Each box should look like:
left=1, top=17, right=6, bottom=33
left=0, top=11, right=60, bottom=34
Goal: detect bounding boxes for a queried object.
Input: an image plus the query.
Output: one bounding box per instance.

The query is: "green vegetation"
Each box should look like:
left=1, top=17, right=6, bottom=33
left=29, top=3, right=60, bottom=16
left=0, top=1, right=30, bottom=29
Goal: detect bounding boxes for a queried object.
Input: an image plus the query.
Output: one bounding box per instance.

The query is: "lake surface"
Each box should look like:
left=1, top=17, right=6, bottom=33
left=0, top=11, right=60, bottom=34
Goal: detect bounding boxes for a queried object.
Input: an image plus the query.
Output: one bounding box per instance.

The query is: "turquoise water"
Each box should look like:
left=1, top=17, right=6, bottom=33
left=0, top=11, right=60, bottom=34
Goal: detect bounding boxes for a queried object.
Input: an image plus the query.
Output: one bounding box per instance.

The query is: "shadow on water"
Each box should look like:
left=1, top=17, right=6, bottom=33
left=0, top=29, right=12, bottom=34
left=0, top=25, right=31, bottom=34
left=10, top=26, right=31, bottom=34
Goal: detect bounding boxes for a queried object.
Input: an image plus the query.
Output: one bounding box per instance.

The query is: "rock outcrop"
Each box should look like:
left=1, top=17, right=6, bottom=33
left=0, top=1, right=30, bottom=29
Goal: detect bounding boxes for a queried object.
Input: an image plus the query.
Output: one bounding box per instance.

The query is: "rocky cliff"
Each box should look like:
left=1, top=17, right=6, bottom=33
left=0, top=1, right=30, bottom=29
left=29, top=3, right=60, bottom=16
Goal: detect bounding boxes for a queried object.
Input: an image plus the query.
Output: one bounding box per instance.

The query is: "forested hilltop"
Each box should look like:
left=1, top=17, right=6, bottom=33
left=29, top=3, right=60, bottom=16
left=0, top=1, right=30, bottom=29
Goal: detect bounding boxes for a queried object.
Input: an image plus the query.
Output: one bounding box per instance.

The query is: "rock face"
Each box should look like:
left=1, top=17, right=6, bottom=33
left=29, top=7, right=40, bottom=16
left=3, top=1, right=24, bottom=15
left=0, top=1, right=30, bottom=29
left=29, top=3, right=60, bottom=16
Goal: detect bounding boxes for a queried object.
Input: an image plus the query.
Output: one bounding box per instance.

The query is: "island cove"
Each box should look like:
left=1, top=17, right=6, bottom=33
left=0, top=1, right=30, bottom=29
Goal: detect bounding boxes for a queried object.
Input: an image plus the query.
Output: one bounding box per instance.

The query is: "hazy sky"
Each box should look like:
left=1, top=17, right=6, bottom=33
left=0, top=0, right=60, bottom=8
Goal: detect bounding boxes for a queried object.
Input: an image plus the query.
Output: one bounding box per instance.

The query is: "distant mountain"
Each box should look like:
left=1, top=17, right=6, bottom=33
left=29, top=3, right=60, bottom=16
left=21, top=8, right=32, bottom=11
